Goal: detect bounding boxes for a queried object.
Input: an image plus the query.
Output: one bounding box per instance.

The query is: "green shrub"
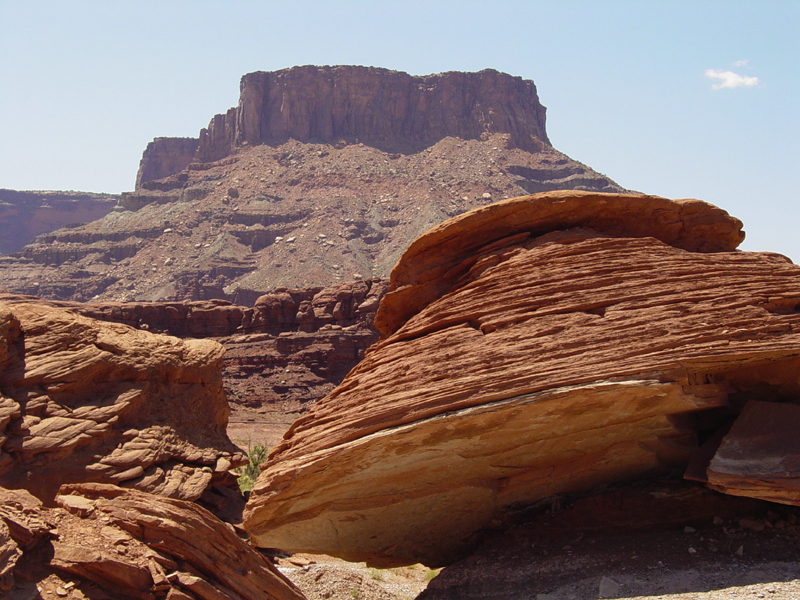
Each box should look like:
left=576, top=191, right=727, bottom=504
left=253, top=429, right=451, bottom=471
left=234, top=442, right=269, bottom=493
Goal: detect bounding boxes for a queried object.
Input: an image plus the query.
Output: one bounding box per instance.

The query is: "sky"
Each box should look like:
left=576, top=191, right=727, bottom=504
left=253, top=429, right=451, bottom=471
left=1, top=1, right=798, bottom=259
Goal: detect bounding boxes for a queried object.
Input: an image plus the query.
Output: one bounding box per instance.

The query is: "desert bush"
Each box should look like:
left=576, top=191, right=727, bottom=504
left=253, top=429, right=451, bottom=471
left=235, top=442, right=268, bottom=493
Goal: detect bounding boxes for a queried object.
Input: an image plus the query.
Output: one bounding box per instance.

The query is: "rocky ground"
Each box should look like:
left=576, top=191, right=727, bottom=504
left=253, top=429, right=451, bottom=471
left=0, top=134, right=623, bottom=304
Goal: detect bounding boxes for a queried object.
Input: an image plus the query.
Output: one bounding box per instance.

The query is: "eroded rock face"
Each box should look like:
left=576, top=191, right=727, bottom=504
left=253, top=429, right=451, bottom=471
left=136, top=137, right=199, bottom=189
left=0, top=300, right=245, bottom=505
left=0, top=279, right=388, bottom=419
left=0, top=68, right=624, bottom=304
left=243, top=192, right=800, bottom=567
left=0, top=483, right=306, bottom=600
left=195, top=66, right=550, bottom=163
left=0, top=189, right=118, bottom=255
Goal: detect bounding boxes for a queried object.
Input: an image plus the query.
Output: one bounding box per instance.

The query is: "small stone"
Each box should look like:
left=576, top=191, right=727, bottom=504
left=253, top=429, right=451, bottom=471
left=56, top=588, right=68, bottom=597
left=713, top=516, right=724, bottom=526
left=164, top=257, right=174, bottom=266
left=599, top=576, right=621, bottom=598
left=684, top=526, right=697, bottom=534
left=286, top=237, right=296, bottom=243
left=735, top=545, right=744, bottom=556
left=163, top=228, right=173, bottom=233
left=739, top=518, right=765, bottom=532
left=482, top=193, right=492, bottom=199
left=688, top=547, right=697, bottom=554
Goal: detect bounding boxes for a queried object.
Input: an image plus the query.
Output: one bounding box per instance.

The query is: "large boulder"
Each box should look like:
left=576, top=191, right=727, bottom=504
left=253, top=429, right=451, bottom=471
left=243, top=191, right=800, bottom=567
left=0, top=300, right=245, bottom=504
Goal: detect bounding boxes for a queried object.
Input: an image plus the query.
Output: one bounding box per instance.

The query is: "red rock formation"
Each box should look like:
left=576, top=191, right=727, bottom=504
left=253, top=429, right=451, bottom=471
left=0, top=189, right=117, bottom=255
left=374, top=189, right=746, bottom=336
left=135, top=137, right=200, bottom=189
left=0, top=68, right=624, bottom=303
left=196, top=66, right=550, bottom=163
left=243, top=192, right=800, bottom=567
left=705, top=400, right=800, bottom=504
left=0, top=279, right=388, bottom=419
left=0, top=484, right=306, bottom=600
left=0, top=299, right=245, bottom=505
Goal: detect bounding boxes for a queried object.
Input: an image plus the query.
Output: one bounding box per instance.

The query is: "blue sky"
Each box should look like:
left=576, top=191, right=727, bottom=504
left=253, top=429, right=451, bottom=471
left=1, top=1, right=798, bottom=259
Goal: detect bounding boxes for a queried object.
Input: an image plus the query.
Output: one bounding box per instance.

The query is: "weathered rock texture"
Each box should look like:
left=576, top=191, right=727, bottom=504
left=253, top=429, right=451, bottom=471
left=136, top=137, right=200, bottom=189
left=0, top=299, right=245, bottom=505
left=0, top=67, right=624, bottom=303
left=0, top=483, right=306, bottom=600
left=244, top=191, right=800, bottom=567
left=0, top=278, right=387, bottom=421
left=0, top=189, right=117, bottom=255
left=194, top=66, right=550, bottom=164
left=705, top=400, right=800, bottom=505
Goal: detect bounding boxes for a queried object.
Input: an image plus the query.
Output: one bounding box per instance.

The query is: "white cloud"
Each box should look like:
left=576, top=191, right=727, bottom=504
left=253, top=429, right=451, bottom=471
left=733, top=59, right=749, bottom=67
left=705, top=68, right=760, bottom=90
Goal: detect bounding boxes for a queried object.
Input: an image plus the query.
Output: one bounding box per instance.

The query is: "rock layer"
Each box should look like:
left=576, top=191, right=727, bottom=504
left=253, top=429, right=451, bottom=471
left=374, top=190, right=746, bottom=336
left=244, top=192, right=800, bottom=567
left=194, top=66, right=550, bottom=164
left=0, top=189, right=117, bottom=255
left=705, top=400, right=800, bottom=504
left=0, top=278, right=387, bottom=418
left=1, top=483, right=306, bottom=600
left=0, top=299, right=245, bottom=504
left=0, top=67, right=624, bottom=304
left=136, top=137, right=200, bottom=189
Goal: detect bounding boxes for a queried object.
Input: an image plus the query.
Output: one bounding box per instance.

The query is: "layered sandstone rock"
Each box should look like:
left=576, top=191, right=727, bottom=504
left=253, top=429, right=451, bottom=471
left=704, top=400, right=800, bottom=505
left=0, top=483, right=306, bottom=600
left=0, top=189, right=117, bottom=255
left=0, top=68, right=624, bottom=304
left=0, top=278, right=387, bottom=419
left=0, top=299, right=245, bottom=505
left=136, top=137, right=199, bottom=189
left=195, top=66, right=550, bottom=163
left=244, top=192, right=800, bottom=567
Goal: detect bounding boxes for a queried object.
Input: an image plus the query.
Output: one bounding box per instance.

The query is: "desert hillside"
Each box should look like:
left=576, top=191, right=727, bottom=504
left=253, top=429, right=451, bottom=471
left=0, top=67, right=623, bottom=304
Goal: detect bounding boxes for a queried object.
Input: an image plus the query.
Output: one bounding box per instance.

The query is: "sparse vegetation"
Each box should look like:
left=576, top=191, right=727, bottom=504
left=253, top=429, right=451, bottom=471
left=367, top=567, right=385, bottom=581
left=424, top=568, right=441, bottom=582
left=234, top=442, right=269, bottom=493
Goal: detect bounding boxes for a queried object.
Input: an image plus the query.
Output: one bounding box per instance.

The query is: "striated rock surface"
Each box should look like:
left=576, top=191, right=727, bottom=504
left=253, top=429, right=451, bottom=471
left=244, top=192, right=800, bottom=567
left=0, top=189, right=118, bottom=255
left=136, top=137, right=200, bottom=189
left=705, top=400, right=800, bottom=505
left=194, top=66, right=550, bottom=163
left=0, top=278, right=387, bottom=421
left=0, top=67, right=624, bottom=303
left=1, top=483, right=306, bottom=600
left=374, top=189, right=746, bottom=336
left=0, top=299, right=245, bottom=505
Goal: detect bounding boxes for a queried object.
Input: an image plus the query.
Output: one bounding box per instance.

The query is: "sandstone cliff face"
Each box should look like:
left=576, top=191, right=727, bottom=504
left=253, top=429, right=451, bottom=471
left=0, top=67, right=624, bottom=304
left=0, top=299, right=246, bottom=505
left=243, top=192, right=800, bottom=568
left=0, top=484, right=306, bottom=600
left=0, top=189, right=117, bottom=255
left=135, top=137, right=199, bottom=189
left=0, top=278, right=387, bottom=421
left=196, top=66, right=550, bottom=163
left=0, top=134, right=622, bottom=303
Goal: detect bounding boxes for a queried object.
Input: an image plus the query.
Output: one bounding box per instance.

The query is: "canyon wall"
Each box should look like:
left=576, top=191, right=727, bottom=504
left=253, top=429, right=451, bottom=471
left=0, top=189, right=117, bottom=254
left=135, top=137, right=199, bottom=189
left=136, top=66, right=552, bottom=186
